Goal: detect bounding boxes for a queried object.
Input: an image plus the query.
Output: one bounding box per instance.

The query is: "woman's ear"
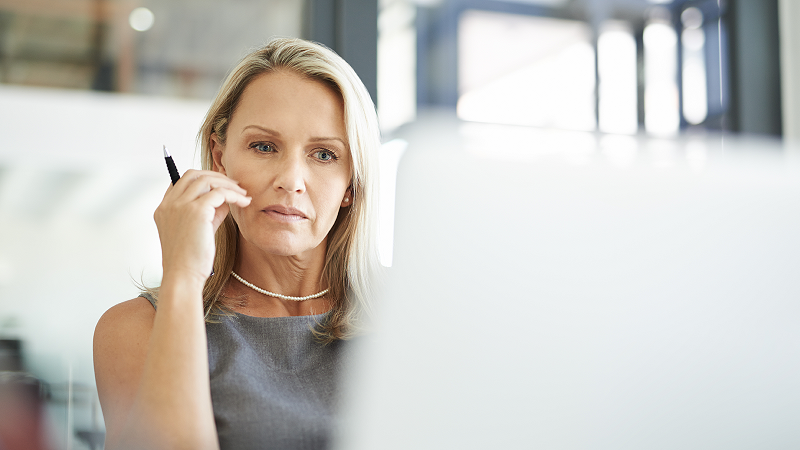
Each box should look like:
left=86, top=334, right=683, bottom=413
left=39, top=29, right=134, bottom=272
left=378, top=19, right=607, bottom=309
left=211, top=134, right=226, bottom=175
left=341, top=188, right=353, bottom=207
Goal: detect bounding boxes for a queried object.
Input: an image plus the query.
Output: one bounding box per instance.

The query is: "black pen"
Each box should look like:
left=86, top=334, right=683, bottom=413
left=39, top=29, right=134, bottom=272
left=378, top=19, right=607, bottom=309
left=164, top=144, right=215, bottom=276
left=163, top=145, right=181, bottom=185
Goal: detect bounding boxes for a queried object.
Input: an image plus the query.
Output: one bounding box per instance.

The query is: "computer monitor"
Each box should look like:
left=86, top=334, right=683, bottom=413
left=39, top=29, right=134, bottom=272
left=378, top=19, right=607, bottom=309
left=335, top=118, right=800, bottom=450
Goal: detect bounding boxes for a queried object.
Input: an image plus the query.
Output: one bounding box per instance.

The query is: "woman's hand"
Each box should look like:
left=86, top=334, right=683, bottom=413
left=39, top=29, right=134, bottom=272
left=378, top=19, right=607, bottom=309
left=154, top=169, right=251, bottom=286
left=95, top=170, right=242, bottom=450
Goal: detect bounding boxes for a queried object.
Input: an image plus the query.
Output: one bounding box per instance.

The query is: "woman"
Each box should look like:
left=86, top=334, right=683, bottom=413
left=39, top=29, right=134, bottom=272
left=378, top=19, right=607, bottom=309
left=93, top=38, right=381, bottom=450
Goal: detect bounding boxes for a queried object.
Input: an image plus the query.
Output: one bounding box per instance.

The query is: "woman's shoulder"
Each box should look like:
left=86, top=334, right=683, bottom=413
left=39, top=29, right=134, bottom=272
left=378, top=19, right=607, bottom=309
left=94, top=297, right=156, bottom=345
left=98, top=296, right=156, bottom=320
left=93, top=297, right=158, bottom=442
left=93, top=297, right=156, bottom=385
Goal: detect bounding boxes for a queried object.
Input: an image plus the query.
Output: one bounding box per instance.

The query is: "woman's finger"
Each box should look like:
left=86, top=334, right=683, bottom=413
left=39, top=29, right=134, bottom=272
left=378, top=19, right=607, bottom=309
left=199, top=186, right=252, bottom=210
left=167, top=169, right=247, bottom=198
left=178, top=173, right=248, bottom=201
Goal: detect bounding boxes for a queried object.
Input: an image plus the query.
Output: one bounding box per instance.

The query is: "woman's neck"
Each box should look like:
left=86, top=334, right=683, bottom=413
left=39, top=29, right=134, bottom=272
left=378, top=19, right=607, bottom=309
left=226, top=238, right=332, bottom=317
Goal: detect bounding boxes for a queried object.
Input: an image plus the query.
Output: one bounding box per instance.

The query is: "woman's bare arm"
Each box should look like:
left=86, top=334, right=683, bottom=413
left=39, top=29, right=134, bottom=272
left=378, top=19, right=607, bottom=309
left=94, top=288, right=215, bottom=449
left=94, top=297, right=154, bottom=447
left=94, top=170, right=250, bottom=450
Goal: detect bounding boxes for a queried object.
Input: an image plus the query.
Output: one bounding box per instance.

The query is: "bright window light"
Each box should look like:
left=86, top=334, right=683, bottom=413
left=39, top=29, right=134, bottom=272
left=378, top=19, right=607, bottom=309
left=378, top=1, right=416, bottom=133
left=644, top=21, right=679, bottom=136
left=598, top=22, right=638, bottom=135
left=681, top=7, right=708, bottom=125
left=457, top=10, right=595, bottom=131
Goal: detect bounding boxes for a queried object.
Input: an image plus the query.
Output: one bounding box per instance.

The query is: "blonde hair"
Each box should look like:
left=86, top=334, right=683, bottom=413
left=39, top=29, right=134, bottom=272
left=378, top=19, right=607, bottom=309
left=148, top=38, right=381, bottom=342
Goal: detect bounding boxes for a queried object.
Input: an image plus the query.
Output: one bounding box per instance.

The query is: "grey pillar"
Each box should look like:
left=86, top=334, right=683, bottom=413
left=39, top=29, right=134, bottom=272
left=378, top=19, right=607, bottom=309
left=306, top=0, right=378, bottom=105
left=778, top=0, right=800, bottom=142
left=726, top=0, right=782, bottom=136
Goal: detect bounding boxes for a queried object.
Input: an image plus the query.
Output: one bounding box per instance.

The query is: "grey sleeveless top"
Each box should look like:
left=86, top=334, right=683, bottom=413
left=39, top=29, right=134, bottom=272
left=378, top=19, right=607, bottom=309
left=142, top=294, right=348, bottom=450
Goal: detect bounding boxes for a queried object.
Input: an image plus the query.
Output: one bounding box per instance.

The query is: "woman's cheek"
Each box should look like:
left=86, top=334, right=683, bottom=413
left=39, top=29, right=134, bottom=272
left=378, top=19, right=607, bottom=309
left=228, top=204, right=245, bottom=227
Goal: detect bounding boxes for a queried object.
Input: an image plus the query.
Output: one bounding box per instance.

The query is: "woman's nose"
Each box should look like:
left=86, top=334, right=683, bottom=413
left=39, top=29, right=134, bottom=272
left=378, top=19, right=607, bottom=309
left=273, top=152, right=306, bottom=194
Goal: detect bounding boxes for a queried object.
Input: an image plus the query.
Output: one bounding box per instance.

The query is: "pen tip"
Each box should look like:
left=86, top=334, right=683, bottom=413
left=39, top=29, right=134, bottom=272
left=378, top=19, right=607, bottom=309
left=163, top=145, right=170, bottom=158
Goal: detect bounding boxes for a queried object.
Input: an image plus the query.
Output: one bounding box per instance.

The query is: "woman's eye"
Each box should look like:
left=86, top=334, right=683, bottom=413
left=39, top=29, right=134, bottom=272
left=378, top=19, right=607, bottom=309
left=251, top=142, right=275, bottom=153
left=313, top=150, right=337, bottom=161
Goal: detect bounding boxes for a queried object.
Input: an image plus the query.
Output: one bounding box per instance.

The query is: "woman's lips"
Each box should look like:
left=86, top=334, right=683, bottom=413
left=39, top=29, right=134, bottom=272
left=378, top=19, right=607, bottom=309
left=263, top=205, right=308, bottom=222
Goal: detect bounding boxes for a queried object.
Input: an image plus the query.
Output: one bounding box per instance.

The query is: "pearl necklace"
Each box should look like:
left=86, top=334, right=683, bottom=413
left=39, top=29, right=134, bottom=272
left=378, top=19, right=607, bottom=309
left=230, top=271, right=329, bottom=302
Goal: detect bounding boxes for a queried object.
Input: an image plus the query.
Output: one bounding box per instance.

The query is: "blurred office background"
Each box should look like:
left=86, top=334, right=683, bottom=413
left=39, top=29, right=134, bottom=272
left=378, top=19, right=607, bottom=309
left=0, top=0, right=798, bottom=448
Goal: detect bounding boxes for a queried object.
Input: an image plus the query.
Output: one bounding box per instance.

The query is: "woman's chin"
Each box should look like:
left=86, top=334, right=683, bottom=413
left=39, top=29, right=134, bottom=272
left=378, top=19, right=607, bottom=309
left=244, top=233, right=324, bottom=259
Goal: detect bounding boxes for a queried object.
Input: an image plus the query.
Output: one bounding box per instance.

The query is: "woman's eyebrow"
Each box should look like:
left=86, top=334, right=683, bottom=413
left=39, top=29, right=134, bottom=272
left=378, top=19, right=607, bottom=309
left=309, top=136, right=347, bottom=146
left=242, top=125, right=281, bottom=135
left=242, top=125, right=346, bottom=146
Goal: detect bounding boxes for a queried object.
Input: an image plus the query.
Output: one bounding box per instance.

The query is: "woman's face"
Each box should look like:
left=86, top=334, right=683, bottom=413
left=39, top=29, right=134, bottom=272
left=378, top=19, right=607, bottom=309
left=211, top=70, right=352, bottom=259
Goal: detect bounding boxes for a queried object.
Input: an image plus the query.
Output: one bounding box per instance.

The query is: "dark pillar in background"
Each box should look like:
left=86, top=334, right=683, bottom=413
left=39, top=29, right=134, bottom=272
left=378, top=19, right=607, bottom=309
left=306, top=0, right=378, bottom=105
left=415, top=3, right=460, bottom=109
left=726, top=0, right=782, bottom=136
